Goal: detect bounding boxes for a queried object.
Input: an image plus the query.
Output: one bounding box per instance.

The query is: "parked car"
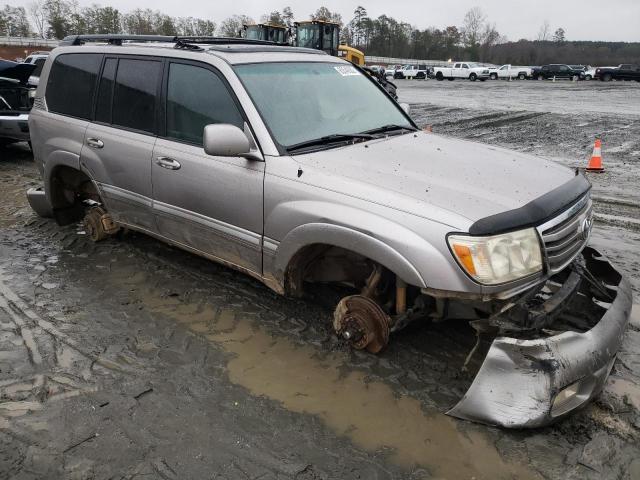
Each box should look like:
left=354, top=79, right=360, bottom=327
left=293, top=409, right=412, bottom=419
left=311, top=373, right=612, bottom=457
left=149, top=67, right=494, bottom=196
left=433, top=62, right=490, bottom=81
left=384, top=64, right=402, bottom=77
left=0, top=59, right=36, bottom=146
left=394, top=64, right=428, bottom=80
left=531, top=64, right=585, bottom=80
left=583, top=67, right=599, bottom=80
left=488, top=64, right=532, bottom=80
left=27, top=35, right=631, bottom=429
left=23, top=52, right=50, bottom=87
left=595, top=64, right=640, bottom=82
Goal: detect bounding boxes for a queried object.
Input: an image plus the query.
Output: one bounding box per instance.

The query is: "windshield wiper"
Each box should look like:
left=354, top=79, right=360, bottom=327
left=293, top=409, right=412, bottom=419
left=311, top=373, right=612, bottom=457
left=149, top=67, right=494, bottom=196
left=362, top=124, right=418, bottom=136
left=286, top=133, right=374, bottom=153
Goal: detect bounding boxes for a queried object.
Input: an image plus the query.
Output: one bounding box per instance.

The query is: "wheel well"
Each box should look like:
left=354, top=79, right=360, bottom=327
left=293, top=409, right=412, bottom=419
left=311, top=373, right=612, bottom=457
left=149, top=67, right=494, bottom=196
left=284, top=244, right=384, bottom=297
left=48, top=166, right=100, bottom=225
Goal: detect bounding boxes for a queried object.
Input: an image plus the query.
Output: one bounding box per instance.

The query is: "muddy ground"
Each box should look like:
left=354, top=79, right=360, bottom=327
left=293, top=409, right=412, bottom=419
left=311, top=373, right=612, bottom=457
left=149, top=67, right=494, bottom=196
left=1, top=80, right=639, bottom=480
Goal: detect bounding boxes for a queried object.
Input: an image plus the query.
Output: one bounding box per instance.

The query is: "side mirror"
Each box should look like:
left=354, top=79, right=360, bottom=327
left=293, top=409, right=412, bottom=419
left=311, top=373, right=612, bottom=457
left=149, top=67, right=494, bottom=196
left=400, top=103, right=411, bottom=115
left=203, top=124, right=252, bottom=157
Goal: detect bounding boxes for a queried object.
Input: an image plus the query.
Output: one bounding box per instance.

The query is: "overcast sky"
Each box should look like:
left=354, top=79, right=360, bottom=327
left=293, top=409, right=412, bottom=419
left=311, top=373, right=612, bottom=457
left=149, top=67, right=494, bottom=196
left=10, top=0, right=640, bottom=42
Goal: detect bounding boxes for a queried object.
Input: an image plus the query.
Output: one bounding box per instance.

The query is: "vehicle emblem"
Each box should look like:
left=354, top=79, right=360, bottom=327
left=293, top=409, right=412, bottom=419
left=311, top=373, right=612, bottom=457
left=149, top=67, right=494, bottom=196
left=581, top=216, right=593, bottom=240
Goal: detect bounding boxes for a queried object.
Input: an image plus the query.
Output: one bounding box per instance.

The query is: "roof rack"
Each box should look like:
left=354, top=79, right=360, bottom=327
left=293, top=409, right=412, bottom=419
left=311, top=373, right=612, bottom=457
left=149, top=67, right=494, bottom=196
left=59, top=34, right=175, bottom=46
left=59, top=34, right=288, bottom=51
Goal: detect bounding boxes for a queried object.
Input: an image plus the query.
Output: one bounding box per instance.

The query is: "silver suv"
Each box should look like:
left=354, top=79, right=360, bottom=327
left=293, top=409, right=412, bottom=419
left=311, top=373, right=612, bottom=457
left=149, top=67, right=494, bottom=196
left=27, top=35, right=631, bottom=428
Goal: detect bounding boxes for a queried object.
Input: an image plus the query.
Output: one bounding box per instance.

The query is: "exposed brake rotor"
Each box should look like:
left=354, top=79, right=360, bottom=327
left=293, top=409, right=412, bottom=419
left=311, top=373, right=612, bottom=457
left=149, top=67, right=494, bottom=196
left=83, top=206, right=119, bottom=242
left=333, top=295, right=391, bottom=353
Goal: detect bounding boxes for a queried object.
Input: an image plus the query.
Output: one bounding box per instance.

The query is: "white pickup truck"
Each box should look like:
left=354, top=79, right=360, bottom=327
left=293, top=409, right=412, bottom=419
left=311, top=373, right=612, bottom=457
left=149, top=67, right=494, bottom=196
left=488, top=64, right=532, bottom=80
left=433, top=62, right=491, bottom=81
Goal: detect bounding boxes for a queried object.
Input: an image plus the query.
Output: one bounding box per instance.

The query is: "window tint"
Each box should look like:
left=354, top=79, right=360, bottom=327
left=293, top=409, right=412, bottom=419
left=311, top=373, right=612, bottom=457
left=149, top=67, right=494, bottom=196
left=95, top=58, right=117, bottom=123
left=112, top=59, right=161, bottom=134
left=46, top=53, right=102, bottom=119
left=166, top=63, right=243, bottom=145
left=32, top=58, right=46, bottom=76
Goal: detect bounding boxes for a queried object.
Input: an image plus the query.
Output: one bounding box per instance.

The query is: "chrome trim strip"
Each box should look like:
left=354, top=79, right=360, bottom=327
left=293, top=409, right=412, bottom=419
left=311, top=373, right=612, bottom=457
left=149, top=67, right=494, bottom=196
left=97, top=183, right=153, bottom=207
left=153, top=200, right=262, bottom=250
left=262, top=237, right=279, bottom=256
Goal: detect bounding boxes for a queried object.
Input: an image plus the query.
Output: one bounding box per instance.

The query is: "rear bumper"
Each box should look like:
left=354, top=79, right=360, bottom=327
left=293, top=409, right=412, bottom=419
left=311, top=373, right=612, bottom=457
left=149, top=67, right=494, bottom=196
left=448, top=247, right=632, bottom=428
left=26, top=186, right=53, bottom=218
left=0, top=113, right=30, bottom=142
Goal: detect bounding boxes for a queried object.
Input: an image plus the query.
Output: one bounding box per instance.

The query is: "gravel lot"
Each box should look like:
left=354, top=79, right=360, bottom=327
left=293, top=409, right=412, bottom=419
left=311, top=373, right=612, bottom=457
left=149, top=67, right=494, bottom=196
left=1, top=80, right=639, bottom=479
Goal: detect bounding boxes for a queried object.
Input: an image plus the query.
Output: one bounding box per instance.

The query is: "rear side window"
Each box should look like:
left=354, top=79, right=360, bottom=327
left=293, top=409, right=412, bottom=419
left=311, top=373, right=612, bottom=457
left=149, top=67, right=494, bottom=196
left=112, top=58, right=161, bottom=134
left=166, top=62, right=243, bottom=145
left=46, top=53, right=102, bottom=119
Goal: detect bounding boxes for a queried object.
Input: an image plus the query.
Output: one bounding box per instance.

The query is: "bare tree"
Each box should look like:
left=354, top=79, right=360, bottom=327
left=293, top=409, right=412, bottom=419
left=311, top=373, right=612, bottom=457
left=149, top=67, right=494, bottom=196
left=219, top=14, right=253, bottom=37
left=553, top=27, right=566, bottom=42
left=28, top=0, right=48, bottom=38
left=537, top=20, right=550, bottom=41
left=462, top=7, right=485, bottom=48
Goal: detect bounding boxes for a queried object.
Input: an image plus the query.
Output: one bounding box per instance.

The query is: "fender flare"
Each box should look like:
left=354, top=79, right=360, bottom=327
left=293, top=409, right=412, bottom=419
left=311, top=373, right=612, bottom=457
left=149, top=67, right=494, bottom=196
left=43, top=150, right=82, bottom=207
left=273, top=223, right=427, bottom=289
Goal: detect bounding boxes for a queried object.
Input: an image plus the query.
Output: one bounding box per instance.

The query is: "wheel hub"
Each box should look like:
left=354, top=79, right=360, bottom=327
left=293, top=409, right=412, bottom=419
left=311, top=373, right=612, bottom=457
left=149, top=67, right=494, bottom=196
left=333, top=295, right=390, bottom=353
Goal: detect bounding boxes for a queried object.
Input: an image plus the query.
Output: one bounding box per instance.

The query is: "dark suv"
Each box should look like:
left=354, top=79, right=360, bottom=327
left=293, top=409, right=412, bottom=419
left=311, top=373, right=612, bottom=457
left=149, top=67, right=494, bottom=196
left=531, top=64, right=585, bottom=80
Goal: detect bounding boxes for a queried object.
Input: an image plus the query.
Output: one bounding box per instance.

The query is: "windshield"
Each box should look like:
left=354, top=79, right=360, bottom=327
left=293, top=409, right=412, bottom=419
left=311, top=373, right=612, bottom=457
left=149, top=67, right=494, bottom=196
left=235, top=62, right=411, bottom=149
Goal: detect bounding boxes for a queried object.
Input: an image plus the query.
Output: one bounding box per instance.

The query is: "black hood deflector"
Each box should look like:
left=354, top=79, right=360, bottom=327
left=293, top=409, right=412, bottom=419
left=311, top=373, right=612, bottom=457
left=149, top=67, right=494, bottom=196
left=468, top=173, right=592, bottom=235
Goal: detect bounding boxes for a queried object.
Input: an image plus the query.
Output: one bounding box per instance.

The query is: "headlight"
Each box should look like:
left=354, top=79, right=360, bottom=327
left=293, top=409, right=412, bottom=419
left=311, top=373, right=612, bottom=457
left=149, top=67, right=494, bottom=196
left=448, top=228, right=543, bottom=285
left=29, top=89, right=37, bottom=98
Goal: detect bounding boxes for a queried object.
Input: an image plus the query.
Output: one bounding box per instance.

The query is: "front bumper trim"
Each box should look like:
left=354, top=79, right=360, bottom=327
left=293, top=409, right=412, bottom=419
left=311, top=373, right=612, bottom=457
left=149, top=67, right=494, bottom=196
left=447, top=247, right=632, bottom=428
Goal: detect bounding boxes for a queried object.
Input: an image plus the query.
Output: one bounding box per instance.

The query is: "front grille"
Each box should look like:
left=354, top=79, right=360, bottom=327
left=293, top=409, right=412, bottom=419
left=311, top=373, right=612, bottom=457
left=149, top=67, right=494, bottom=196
left=538, top=195, right=593, bottom=273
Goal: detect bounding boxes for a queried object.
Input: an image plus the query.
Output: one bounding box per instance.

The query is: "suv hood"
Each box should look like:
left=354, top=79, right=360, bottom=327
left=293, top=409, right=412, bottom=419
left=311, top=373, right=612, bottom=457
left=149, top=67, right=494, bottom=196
left=295, top=132, right=575, bottom=227
left=0, top=60, right=37, bottom=85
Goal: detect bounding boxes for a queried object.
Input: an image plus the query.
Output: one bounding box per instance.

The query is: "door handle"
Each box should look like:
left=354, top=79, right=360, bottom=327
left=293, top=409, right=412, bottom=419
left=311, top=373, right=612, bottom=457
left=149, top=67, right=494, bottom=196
left=87, top=138, right=104, bottom=149
left=155, top=156, right=181, bottom=170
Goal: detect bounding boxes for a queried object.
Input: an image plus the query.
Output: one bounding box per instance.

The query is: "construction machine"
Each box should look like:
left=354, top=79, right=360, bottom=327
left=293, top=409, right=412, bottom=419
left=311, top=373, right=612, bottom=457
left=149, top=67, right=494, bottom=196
left=293, top=20, right=397, bottom=99
left=293, top=20, right=364, bottom=65
left=242, top=23, right=289, bottom=44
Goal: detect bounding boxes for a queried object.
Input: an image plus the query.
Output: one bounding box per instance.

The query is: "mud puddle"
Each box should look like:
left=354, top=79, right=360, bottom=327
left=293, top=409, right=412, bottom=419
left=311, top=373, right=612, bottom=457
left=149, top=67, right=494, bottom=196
left=102, top=262, right=539, bottom=480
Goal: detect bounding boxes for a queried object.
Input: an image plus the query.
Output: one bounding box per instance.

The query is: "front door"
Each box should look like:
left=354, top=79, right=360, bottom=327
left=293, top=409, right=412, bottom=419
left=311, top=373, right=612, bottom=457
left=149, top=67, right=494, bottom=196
left=151, top=60, right=264, bottom=274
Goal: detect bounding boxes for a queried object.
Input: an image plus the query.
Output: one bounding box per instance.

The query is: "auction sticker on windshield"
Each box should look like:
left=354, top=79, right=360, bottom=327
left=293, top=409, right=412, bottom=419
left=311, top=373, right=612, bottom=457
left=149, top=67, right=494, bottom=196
left=334, top=65, right=361, bottom=76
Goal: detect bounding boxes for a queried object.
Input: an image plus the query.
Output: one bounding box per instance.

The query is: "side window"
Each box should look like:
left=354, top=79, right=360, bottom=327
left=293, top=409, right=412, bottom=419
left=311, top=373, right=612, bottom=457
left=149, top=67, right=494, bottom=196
left=32, top=58, right=46, bottom=76
left=454, top=63, right=461, bottom=68
left=559, top=65, right=569, bottom=72
left=95, top=58, right=117, bottom=124
left=46, top=53, right=102, bottom=119
left=166, top=62, right=244, bottom=146
left=462, top=64, right=469, bottom=69
left=112, top=58, right=161, bottom=134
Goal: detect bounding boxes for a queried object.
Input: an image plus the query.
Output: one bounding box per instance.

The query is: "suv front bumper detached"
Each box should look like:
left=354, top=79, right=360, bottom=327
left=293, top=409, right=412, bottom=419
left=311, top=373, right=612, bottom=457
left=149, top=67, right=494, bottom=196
left=448, top=247, right=632, bottom=428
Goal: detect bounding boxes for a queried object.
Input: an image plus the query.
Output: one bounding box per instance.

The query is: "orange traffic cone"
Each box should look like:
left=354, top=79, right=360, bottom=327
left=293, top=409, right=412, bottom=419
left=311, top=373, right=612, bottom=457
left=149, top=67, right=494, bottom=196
left=586, top=139, right=605, bottom=172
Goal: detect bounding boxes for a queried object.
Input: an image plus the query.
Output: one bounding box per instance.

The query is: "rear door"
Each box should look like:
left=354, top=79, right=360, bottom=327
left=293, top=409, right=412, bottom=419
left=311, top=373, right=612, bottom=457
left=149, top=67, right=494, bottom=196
left=557, top=65, right=570, bottom=78
left=82, top=56, right=163, bottom=232
left=151, top=60, right=264, bottom=274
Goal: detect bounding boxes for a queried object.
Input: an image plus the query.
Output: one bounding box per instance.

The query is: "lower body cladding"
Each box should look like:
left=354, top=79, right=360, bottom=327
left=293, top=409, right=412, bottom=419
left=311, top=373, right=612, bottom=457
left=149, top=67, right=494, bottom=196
left=448, top=247, right=632, bottom=428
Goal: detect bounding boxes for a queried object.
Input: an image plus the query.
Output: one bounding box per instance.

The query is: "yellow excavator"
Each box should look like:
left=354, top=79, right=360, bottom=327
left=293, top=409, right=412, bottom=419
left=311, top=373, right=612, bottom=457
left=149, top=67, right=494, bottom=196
left=241, top=23, right=288, bottom=44
left=293, top=20, right=396, bottom=99
left=293, top=20, right=365, bottom=66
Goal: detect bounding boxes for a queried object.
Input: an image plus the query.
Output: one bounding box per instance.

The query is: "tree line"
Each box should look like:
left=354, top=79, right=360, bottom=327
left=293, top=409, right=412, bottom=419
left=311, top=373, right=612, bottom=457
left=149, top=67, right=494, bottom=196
left=1, top=2, right=639, bottom=66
